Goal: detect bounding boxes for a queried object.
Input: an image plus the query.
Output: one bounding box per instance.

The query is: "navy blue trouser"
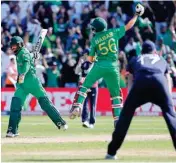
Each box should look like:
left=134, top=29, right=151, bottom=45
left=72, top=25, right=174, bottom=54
left=81, top=87, right=98, bottom=124
left=108, top=73, right=176, bottom=155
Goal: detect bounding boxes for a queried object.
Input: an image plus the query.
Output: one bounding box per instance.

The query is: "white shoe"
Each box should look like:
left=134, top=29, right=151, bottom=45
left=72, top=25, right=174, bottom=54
left=60, top=124, right=68, bottom=131
left=82, top=121, right=90, bottom=128
left=58, top=122, right=68, bottom=131
left=69, top=107, right=81, bottom=119
left=6, top=132, right=16, bottom=138
left=89, top=124, right=94, bottom=129
left=15, top=132, right=20, bottom=136
left=105, top=154, right=117, bottom=160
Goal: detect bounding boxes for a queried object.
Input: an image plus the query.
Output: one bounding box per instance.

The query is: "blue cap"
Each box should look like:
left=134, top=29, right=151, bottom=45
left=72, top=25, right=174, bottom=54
left=142, top=40, right=156, bottom=54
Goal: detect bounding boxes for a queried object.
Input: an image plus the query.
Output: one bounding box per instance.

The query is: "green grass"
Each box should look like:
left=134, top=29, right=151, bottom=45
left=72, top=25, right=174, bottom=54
left=1, top=116, right=176, bottom=162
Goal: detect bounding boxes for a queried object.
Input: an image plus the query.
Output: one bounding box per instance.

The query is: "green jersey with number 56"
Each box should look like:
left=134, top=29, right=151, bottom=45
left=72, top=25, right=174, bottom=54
left=89, top=26, right=125, bottom=65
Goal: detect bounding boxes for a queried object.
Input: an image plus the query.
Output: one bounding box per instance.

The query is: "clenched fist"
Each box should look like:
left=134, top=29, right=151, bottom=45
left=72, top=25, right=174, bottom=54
left=135, top=3, right=145, bottom=16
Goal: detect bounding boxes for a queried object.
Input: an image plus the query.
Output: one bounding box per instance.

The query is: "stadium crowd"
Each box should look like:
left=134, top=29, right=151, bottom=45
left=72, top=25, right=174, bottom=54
left=1, top=1, right=176, bottom=88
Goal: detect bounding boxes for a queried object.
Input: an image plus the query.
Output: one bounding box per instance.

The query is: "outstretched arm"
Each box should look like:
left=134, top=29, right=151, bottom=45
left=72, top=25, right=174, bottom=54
left=125, top=3, right=145, bottom=31
left=125, top=15, right=138, bottom=31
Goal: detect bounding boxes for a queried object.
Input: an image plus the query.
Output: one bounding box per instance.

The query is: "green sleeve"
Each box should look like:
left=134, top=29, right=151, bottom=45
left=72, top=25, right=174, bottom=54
left=20, top=53, right=30, bottom=75
left=113, top=26, right=126, bottom=39
left=89, top=39, right=96, bottom=57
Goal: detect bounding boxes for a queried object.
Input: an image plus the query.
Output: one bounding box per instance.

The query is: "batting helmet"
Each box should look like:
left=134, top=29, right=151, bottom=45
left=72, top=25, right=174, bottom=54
left=10, top=36, right=24, bottom=47
left=90, top=17, right=107, bottom=33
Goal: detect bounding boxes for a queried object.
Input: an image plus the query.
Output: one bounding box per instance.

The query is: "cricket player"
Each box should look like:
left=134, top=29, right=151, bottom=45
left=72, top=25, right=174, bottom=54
left=70, top=4, right=145, bottom=126
left=75, top=49, right=98, bottom=128
left=6, top=36, right=68, bottom=138
left=106, top=40, right=176, bottom=160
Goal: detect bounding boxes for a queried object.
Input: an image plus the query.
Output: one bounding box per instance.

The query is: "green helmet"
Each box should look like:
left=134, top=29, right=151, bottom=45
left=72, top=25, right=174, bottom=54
left=10, top=36, right=24, bottom=47
left=90, top=17, right=107, bottom=33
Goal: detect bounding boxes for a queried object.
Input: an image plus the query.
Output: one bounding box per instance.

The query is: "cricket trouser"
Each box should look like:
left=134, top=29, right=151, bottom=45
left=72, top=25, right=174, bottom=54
left=72, top=61, right=123, bottom=124
left=82, top=87, right=98, bottom=125
left=7, top=75, right=66, bottom=134
left=107, top=74, right=176, bottom=156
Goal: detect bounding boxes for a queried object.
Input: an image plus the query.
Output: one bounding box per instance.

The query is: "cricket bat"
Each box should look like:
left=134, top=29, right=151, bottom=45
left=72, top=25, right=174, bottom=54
left=33, top=29, right=48, bottom=60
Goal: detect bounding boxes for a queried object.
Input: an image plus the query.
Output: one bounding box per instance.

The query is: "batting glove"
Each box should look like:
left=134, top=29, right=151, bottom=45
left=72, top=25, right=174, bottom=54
left=17, top=74, right=25, bottom=84
left=135, top=3, right=145, bottom=16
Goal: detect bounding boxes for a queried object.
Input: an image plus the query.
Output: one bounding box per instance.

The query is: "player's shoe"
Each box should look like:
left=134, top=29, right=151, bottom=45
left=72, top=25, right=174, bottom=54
left=89, top=124, right=94, bottom=129
left=61, top=124, right=68, bottom=130
left=69, top=106, right=81, bottom=119
left=105, top=154, right=117, bottom=160
left=82, top=121, right=90, bottom=128
left=6, top=132, right=16, bottom=138
left=15, top=132, right=20, bottom=136
left=58, top=124, right=68, bottom=131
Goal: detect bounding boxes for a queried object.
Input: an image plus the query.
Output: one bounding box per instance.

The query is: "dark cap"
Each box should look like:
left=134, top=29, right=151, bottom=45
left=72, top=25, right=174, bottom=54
left=142, top=40, right=156, bottom=54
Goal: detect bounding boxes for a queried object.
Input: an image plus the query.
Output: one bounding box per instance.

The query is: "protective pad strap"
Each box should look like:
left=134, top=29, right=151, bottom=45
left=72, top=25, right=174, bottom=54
left=79, top=85, right=90, bottom=93
left=111, top=96, right=123, bottom=101
left=77, top=91, right=87, bottom=98
left=79, top=85, right=88, bottom=90
left=112, top=104, right=123, bottom=108
left=73, top=103, right=83, bottom=107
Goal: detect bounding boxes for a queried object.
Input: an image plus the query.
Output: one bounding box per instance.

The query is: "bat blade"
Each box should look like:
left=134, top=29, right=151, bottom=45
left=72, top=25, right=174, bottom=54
left=33, top=29, right=48, bottom=59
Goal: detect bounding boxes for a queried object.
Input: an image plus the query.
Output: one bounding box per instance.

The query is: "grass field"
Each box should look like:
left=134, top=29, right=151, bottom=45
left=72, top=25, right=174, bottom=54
left=1, top=116, right=176, bottom=162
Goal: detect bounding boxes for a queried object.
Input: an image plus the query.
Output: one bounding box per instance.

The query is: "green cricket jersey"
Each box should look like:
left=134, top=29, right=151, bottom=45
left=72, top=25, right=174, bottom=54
left=89, top=26, right=126, bottom=67
left=16, top=47, right=36, bottom=76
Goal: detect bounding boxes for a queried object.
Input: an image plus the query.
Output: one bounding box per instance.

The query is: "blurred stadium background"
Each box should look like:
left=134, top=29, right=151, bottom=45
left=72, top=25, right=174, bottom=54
left=1, top=1, right=176, bottom=162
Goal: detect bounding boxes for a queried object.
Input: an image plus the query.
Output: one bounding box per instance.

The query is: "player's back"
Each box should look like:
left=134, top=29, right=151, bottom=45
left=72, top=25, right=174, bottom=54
left=127, top=54, right=168, bottom=78
left=91, top=26, right=125, bottom=65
